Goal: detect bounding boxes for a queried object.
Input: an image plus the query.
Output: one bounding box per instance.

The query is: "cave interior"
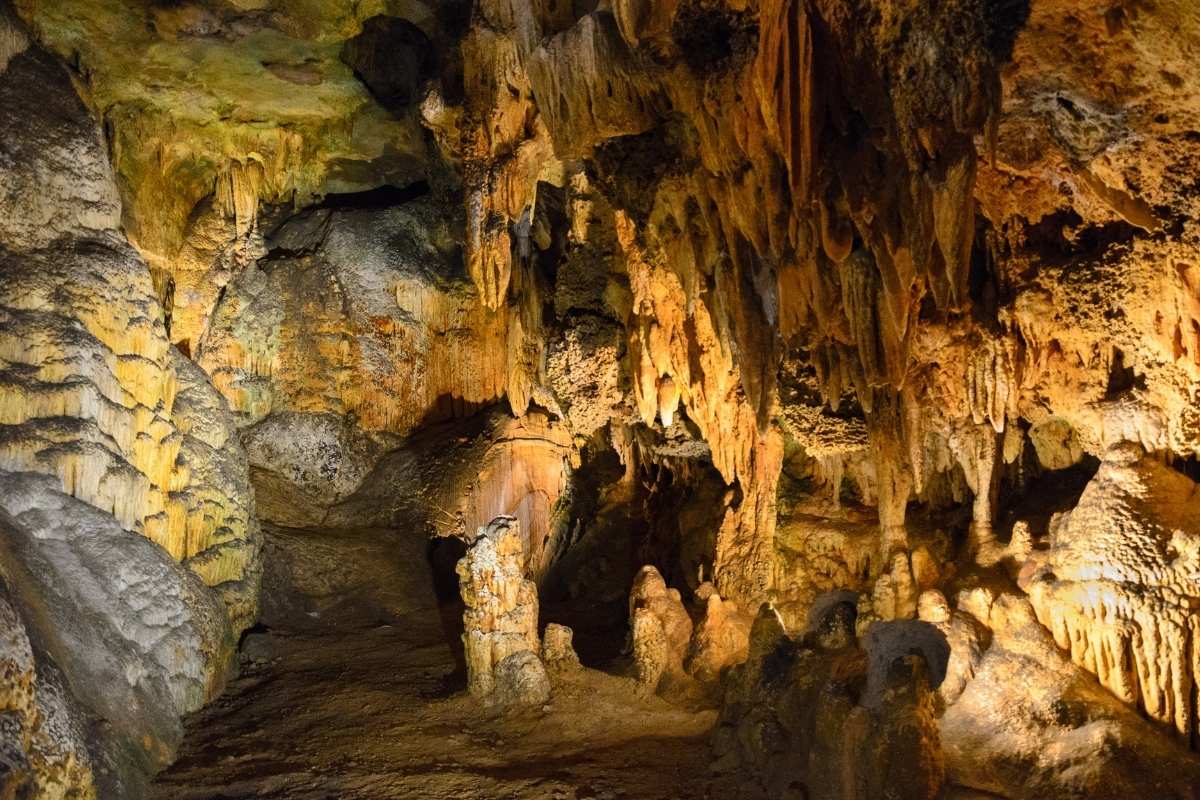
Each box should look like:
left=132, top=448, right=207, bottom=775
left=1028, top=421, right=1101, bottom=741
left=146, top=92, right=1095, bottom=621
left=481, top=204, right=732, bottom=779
left=3, top=0, right=1200, bottom=798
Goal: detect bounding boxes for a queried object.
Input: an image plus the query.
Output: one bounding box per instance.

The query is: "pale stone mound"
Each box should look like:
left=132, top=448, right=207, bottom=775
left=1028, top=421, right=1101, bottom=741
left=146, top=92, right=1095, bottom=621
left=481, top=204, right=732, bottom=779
left=456, top=517, right=547, bottom=705
left=242, top=411, right=389, bottom=529
left=493, top=651, right=552, bottom=707
left=0, top=471, right=234, bottom=797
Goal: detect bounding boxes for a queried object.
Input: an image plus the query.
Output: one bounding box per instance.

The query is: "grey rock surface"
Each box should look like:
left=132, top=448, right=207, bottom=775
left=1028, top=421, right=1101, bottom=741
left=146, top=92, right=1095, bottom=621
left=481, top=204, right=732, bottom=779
left=0, top=27, right=120, bottom=250
left=0, top=471, right=234, bottom=796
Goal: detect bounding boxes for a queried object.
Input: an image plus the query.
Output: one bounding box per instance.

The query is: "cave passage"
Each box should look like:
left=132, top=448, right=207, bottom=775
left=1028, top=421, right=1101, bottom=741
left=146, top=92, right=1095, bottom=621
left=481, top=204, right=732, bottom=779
left=4, top=0, right=1200, bottom=798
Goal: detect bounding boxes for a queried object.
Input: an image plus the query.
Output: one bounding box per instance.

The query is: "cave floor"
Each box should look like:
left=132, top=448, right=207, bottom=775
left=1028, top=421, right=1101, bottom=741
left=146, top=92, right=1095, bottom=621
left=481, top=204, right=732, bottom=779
left=151, top=616, right=751, bottom=800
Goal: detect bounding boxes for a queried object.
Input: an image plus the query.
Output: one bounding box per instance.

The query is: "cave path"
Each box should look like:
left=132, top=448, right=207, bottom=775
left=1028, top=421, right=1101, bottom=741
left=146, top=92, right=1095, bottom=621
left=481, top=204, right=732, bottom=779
left=149, top=612, right=728, bottom=800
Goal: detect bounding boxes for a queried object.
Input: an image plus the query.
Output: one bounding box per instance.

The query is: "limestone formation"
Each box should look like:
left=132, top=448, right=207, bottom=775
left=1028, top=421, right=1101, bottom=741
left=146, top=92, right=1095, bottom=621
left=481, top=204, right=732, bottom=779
left=456, top=517, right=546, bottom=705
left=941, top=589, right=1200, bottom=798
left=4, top=0, right=1200, bottom=794
left=1025, top=442, right=1200, bottom=744
left=241, top=411, right=391, bottom=528
left=0, top=584, right=95, bottom=800
left=196, top=200, right=523, bottom=435
left=683, top=593, right=753, bottom=684
left=0, top=17, right=260, bottom=639
left=714, top=602, right=945, bottom=800
left=327, top=408, right=575, bottom=582
left=492, top=651, right=552, bottom=708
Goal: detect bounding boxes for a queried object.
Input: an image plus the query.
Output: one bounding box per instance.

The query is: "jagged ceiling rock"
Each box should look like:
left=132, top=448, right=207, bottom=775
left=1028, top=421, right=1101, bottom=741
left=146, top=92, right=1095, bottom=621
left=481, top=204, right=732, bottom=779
left=11, top=0, right=440, bottom=279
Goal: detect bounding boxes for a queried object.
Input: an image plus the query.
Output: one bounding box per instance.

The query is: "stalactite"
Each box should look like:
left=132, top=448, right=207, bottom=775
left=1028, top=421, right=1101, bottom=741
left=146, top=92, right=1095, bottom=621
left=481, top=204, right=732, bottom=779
left=1025, top=444, right=1200, bottom=746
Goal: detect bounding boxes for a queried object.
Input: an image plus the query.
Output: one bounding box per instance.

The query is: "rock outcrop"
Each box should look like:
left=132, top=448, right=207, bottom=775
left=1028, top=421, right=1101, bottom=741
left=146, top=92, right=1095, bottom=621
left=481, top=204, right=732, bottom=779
left=714, top=602, right=945, bottom=800
left=0, top=12, right=257, bottom=794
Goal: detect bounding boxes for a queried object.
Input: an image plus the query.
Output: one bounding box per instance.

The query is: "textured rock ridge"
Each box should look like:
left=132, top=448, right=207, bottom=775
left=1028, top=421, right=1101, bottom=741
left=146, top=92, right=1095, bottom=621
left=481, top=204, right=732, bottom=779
left=0, top=17, right=260, bottom=635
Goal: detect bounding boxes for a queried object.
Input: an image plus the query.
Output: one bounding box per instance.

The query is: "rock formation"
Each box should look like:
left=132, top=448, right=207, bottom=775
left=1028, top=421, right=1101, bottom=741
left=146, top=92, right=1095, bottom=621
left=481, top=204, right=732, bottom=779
left=628, top=565, right=693, bottom=691
left=456, top=517, right=550, bottom=706
left=3, top=0, right=1200, bottom=794
left=1025, top=442, right=1200, bottom=743
left=714, top=602, right=945, bottom=800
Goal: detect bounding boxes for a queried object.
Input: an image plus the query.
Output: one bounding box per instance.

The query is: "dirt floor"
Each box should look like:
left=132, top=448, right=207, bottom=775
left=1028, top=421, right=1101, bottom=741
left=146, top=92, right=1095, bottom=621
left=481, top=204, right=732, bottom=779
left=150, top=611, right=757, bottom=800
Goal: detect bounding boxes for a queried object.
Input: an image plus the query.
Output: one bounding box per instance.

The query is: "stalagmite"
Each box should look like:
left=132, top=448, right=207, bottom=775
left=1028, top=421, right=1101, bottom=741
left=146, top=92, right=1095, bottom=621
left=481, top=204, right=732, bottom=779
left=628, top=565, right=692, bottom=692
left=456, top=517, right=548, bottom=705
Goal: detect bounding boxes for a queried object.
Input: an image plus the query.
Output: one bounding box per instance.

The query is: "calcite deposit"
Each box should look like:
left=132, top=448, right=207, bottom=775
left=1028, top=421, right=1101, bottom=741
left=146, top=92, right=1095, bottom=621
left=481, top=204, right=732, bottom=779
left=714, top=602, right=945, bottom=800
left=3, top=0, right=1200, bottom=795
left=456, top=517, right=550, bottom=705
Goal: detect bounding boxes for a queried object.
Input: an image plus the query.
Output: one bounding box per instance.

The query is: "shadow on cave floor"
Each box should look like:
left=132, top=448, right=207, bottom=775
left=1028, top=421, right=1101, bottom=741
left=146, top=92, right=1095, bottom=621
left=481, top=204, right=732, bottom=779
left=149, top=613, right=740, bottom=800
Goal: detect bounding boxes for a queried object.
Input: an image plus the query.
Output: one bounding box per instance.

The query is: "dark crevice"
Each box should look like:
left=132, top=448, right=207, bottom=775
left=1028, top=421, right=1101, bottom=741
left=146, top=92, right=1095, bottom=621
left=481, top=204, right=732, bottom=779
left=319, top=180, right=431, bottom=210
left=983, top=0, right=1031, bottom=60
left=341, top=16, right=437, bottom=114
left=1105, top=347, right=1145, bottom=399
left=1165, top=453, right=1200, bottom=483
left=671, top=3, right=758, bottom=77
left=1020, top=209, right=1138, bottom=268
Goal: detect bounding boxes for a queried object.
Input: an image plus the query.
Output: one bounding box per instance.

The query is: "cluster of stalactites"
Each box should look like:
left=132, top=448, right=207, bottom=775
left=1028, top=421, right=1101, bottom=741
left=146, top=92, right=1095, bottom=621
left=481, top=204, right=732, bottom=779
left=438, top=0, right=1017, bottom=613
